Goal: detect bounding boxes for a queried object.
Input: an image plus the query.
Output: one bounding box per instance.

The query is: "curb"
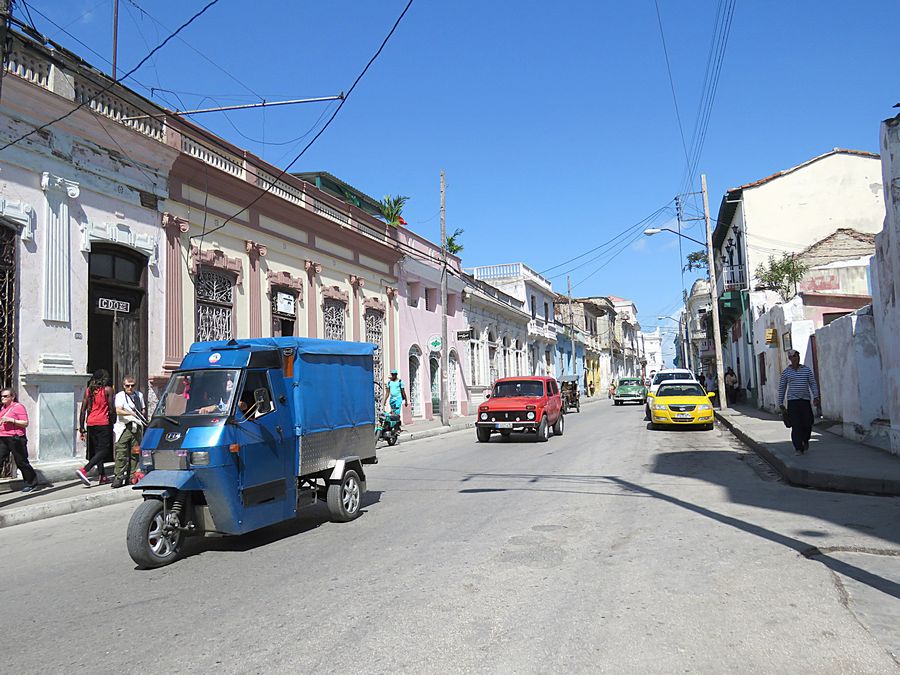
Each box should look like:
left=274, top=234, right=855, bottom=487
left=1, top=460, right=113, bottom=494
left=0, top=486, right=140, bottom=529
left=715, top=410, right=900, bottom=496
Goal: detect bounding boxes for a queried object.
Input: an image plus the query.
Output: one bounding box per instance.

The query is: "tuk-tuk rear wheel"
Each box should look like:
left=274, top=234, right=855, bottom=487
left=127, top=499, right=183, bottom=569
left=327, top=469, right=362, bottom=522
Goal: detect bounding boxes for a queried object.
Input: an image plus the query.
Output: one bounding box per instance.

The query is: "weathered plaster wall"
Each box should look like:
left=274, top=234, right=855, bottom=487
left=815, top=308, right=891, bottom=452
left=873, top=118, right=900, bottom=453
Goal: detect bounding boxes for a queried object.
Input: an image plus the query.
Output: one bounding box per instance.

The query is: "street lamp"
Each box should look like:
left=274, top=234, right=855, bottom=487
left=644, top=177, right=728, bottom=411
left=643, top=228, right=706, bottom=247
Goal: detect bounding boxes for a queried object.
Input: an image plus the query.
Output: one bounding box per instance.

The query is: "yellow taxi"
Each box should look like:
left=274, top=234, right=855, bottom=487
left=649, top=380, right=716, bottom=430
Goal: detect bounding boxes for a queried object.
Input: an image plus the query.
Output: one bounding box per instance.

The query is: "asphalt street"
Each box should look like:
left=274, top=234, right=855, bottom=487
left=1, top=402, right=898, bottom=673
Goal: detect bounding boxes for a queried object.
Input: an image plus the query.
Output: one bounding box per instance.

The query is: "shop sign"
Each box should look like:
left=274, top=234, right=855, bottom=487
left=427, top=334, right=442, bottom=352
left=456, top=329, right=473, bottom=341
left=98, top=297, right=130, bottom=313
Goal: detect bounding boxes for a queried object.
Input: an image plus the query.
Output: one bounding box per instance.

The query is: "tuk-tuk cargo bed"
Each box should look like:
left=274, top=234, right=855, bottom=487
left=184, top=337, right=377, bottom=474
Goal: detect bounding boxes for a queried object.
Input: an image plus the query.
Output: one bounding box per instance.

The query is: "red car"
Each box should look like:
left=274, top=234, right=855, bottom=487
left=476, top=376, right=564, bottom=443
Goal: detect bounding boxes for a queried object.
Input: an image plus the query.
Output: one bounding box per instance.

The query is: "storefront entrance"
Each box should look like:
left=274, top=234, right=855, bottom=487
left=87, top=246, right=147, bottom=389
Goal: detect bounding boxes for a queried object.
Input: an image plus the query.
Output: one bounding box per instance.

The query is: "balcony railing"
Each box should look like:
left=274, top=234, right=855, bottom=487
left=724, top=265, right=746, bottom=290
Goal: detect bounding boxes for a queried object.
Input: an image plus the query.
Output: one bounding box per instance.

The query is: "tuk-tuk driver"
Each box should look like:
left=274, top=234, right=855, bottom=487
left=383, top=369, right=408, bottom=417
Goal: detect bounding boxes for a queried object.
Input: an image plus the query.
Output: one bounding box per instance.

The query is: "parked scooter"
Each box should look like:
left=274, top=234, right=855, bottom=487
left=376, top=410, right=401, bottom=446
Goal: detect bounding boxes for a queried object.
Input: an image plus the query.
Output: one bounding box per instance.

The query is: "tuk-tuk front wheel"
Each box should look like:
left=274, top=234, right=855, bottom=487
left=327, top=469, right=362, bottom=522
left=127, top=499, right=184, bottom=569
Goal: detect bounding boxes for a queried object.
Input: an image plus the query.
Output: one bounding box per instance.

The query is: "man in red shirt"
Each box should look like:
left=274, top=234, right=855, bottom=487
left=0, top=388, right=37, bottom=492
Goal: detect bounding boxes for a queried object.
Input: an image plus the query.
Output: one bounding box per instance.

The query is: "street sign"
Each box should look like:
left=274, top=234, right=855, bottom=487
left=456, top=329, right=473, bottom=341
left=427, top=334, right=442, bottom=352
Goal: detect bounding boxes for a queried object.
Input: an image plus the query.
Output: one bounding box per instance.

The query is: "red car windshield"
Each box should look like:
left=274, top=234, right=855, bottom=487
left=493, top=380, right=544, bottom=398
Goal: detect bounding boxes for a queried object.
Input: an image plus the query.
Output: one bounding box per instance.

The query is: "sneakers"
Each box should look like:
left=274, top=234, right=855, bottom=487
left=20, top=484, right=36, bottom=493
left=75, top=468, right=91, bottom=486
left=130, top=472, right=145, bottom=485
left=111, top=478, right=125, bottom=489
left=98, top=475, right=111, bottom=486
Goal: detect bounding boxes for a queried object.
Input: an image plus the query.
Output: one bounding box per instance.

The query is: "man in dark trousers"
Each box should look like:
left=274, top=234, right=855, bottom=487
left=777, top=349, right=820, bottom=454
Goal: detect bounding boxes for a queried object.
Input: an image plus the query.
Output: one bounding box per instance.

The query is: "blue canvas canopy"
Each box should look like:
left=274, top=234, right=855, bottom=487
left=182, top=337, right=376, bottom=436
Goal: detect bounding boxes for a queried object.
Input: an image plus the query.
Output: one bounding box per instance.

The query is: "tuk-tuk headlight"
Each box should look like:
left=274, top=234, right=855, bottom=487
left=480, top=413, right=488, bottom=420
left=190, top=451, right=210, bottom=466
left=527, top=412, right=535, bottom=420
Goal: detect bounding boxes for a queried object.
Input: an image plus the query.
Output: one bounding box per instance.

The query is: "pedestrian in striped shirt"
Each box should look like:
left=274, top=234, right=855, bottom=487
left=777, top=349, right=820, bottom=454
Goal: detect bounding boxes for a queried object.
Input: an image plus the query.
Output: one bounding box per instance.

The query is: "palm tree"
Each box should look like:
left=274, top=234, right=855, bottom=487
left=377, top=194, right=409, bottom=226
left=445, top=227, right=464, bottom=255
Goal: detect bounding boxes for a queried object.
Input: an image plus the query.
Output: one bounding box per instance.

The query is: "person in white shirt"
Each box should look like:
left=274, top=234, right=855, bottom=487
left=112, top=376, right=147, bottom=488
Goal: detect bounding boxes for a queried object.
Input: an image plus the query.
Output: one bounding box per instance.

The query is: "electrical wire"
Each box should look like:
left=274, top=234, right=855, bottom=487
left=0, top=0, right=223, bottom=153
left=191, top=0, right=415, bottom=247
left=654, top=0, right=690, bottom=175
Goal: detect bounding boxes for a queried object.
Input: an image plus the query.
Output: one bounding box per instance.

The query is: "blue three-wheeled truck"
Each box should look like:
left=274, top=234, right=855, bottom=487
left=126, top=337, right=377, bottom=568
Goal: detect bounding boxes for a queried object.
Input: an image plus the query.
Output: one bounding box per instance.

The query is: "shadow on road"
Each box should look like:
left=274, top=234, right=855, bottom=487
left=457, top=469, right=900, bottom=601
left=176, top=491, right=384, bottom=561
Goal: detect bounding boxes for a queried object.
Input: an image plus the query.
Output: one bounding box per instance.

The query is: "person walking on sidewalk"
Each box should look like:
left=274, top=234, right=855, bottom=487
left=112, top=376, right=147, bottom=488
left=0, top=389, right=37, bottom=493
left=77, top=369, right=115, bottom=486
left=777, top=349, right=820, bottom=454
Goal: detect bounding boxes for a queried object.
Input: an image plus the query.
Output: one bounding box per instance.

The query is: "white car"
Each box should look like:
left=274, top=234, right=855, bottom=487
left=645, top=369, right=698, bottom=418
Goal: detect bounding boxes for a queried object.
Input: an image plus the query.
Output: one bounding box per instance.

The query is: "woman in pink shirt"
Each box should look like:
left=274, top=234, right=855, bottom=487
left=0, top=388, right=37, bottom=493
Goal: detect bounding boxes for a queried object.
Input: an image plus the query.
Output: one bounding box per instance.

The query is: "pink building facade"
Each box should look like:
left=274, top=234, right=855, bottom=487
left=395, top=229, right=469, bottom=424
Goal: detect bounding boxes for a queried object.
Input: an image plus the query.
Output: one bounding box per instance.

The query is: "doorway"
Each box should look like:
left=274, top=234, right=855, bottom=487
left=87, top=246, right=148, bottom=388
left=429, top=355, right=441, bottom=418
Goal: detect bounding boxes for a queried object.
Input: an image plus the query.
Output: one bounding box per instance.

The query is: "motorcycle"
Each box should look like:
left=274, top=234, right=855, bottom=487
left=376, top=410, right=401, bottom=446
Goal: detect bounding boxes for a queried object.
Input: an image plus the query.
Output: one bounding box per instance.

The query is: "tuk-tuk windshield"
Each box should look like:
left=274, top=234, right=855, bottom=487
left=154, top=369, right=240, bottom=418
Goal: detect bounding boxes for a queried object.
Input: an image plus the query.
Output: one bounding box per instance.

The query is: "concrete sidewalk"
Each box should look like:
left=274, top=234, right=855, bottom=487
left=716, top=403, right=900, bottom=496
left=0, top=393, right=608, bottom=528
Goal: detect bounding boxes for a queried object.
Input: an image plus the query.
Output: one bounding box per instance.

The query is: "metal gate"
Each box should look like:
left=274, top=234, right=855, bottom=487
left=0, top=224, right=16, bottom=478
left=365, top=309, right=384, bottom=414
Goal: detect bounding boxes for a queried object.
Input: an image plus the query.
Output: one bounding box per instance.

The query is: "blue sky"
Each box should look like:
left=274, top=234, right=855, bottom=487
left=26, top=0, right=900, bottom=364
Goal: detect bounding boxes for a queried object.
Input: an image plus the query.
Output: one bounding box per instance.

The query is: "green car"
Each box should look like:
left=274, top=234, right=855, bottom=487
left=613, top=378, right=647, bottom=406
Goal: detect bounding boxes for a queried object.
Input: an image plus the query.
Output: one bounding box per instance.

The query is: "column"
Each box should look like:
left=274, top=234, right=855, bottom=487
left=246, top=241, right=268, bottom=338
left=385, top=287, right=397, bottom=372
left=161, top=213, right=189, bottom=371
left=40, top=172, right=79, bottom=323
left=305, top=260, right=322, bottom=338
left=350, top=275, right=364, bottom=342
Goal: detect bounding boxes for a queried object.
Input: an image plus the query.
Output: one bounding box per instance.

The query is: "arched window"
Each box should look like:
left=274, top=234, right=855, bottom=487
left=429, top=355, right=441, bottom=417
left=408, top=346, right=422, bottom=417
left=323, top=298, right=346, bottom=341
left=196, top=269, right=234, bottom=342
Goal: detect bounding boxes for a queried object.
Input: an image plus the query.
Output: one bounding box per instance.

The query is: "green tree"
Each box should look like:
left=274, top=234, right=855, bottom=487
left=755, top=253, right=809, bottom=300
left=377, top=194, right=409, bottom=226
left=445, top=227, right=464, bottom=255
left=684, top=250, right=708, bottom=273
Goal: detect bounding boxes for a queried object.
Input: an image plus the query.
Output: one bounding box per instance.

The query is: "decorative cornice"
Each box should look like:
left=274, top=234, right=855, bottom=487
left=267, top=269, right=304, bottom=295
left=161, top=212, right=190, bottom=234
left=350, top=274, right=365, bottom=289
left=191, top=246, right=243, bottom=284
left=321, top=284, right=349, bottom=305
left=80, top=219, right=159, bottom=265
left=245, top=240, right=268, bottom=259
left=363, top=296, right=386, bottom=314
left=385, top=286, right=398, bottom=300
left=40, top=172, right=80, bottom=199
left=305, top=259, right=322, bottom=275
left=0, top=197, right=35, bottom=241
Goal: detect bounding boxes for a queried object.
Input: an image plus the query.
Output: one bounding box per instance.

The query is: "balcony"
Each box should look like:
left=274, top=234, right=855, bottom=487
left=527, top=318, right=557, bottom=342
left=717, top=264, right=746, bottom=295
left=470, top=262, right=554, bottom=293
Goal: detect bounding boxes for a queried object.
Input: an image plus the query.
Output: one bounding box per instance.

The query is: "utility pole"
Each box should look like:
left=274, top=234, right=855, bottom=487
left=568, top=276, right=575, bottom=376
left=112, top=0, right=119, bottom=81
left=439, top=170, right=449, bottom=426
left=702, top=174, right=728, bottom=411
left=0, top=0, right=11, bottom=103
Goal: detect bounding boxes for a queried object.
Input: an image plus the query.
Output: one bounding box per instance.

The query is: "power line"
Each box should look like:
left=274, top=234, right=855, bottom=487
left=0, top=0, right=222, bottom=153
left=654, top=0, right=690, bottom=173
left=538, top=202, right=673, bottom=276
left=191, top=0, right=415, bottom=246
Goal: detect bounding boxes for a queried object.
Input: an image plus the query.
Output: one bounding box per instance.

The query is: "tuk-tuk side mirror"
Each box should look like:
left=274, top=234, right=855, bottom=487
left=254, top=388, right=274, bottom=414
